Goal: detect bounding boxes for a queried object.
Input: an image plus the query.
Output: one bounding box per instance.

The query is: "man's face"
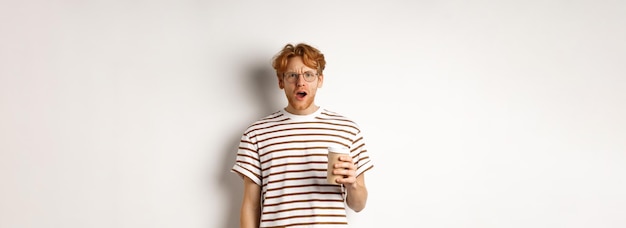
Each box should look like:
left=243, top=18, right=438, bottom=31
left=278, top=56, right=324, bottom=115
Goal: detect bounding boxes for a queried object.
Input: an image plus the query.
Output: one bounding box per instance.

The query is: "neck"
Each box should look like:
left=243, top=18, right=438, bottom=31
left=285, top=105, right=319, bottom=115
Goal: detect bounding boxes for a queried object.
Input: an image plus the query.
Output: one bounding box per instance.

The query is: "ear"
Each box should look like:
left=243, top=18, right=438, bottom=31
left=317, top=74, right=324, bottom=88
left=277, top=75, right=284, bottom=89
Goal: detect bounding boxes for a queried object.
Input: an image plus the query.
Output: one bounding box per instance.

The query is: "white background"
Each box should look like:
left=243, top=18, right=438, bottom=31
left=1, top=0, right=625, bottom=227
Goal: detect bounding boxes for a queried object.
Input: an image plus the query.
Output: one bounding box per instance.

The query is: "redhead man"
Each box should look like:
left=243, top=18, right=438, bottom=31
left=232, top=43, right=374, bottom=228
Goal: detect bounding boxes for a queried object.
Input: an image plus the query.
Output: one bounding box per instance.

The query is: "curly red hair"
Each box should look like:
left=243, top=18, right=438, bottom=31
left=271, top=43, right=326, bottom=77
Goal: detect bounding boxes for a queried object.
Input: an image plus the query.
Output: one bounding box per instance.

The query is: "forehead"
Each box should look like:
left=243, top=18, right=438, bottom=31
left=286, top=56, right=315, bottom=71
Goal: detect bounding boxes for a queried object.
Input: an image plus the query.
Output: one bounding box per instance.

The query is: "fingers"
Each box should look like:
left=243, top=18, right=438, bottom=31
left=338, top=155, right=352, bottom=162
left=335, top=175, right=356, bottom=184
left=334, top=162, right=355, bottom=169
left=333, top=168, right=355, bottom=177
left=333, top=155, right=357, bottom=184
left=334, top=155, right=355, bottom=169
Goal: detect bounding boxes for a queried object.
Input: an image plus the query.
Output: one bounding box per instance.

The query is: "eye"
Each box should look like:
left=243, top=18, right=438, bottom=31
left=304, top=71, right=316, bottom=78
left=286, top=73, right=298, bottom=78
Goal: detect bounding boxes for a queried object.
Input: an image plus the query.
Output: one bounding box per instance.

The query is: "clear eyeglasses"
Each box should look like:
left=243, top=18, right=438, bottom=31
left=283, top=71, right=318, bottom=83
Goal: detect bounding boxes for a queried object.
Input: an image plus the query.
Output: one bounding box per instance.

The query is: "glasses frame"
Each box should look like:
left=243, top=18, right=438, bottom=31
left=282, top=71, right=319, bottom=83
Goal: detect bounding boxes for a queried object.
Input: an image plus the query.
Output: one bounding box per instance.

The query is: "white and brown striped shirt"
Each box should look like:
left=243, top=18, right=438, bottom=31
left=232, top=107, right=374, bottom=228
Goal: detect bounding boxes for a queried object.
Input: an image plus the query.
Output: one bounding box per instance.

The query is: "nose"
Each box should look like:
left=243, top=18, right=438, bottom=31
left=296, top=74, right=306, bottom=86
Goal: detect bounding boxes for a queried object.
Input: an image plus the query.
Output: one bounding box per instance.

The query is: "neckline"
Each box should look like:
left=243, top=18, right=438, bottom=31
left=280, top=106, right=323, bottom=121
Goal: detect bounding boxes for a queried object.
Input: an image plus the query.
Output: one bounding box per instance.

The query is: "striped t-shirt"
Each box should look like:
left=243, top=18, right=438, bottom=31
left=231, top=107, right=374, bottom=228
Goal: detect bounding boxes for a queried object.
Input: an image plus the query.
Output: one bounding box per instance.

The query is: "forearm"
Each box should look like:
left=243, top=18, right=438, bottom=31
left=240, top=202, right=260, bottom=228
left=240, top=177, right=261, bottom=228
left=345, top=175, right=368, bottom=212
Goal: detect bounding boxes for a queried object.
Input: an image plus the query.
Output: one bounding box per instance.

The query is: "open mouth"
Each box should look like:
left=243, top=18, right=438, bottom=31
left=296, top=91, right=307, bottom=99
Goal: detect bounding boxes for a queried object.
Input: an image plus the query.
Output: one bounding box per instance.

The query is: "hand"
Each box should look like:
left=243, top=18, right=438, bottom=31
left=333, top=155, right=357, bottom=187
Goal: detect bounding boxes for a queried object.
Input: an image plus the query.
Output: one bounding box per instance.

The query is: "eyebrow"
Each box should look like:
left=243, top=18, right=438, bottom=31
left=285, top=69, right=315, bottom=72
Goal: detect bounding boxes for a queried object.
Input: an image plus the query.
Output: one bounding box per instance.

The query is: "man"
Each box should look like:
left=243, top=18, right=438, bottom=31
left=231, top=43, right=374, bottom=228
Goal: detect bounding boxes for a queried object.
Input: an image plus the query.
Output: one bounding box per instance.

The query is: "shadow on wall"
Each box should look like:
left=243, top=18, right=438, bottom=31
left=251, top=63, right=282, bottom=116
left=217, top=63, right=278, bottom=228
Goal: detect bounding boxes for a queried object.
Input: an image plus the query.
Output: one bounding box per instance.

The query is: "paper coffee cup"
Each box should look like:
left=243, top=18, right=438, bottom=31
left=327, top=147, right=350, bottom=184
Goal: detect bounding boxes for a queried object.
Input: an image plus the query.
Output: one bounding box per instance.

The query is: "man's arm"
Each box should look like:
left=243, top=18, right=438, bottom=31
left=335, top=156, right=368, bottom=212
left=240, top=176, right=261, bottom=228
left=344, top=173, right=368, bottom=212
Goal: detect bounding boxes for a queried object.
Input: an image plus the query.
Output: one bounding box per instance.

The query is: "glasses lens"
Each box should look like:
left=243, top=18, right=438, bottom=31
left=284, top=72, right=297, bottom=82
left=304, top=71, right=317, bottom=82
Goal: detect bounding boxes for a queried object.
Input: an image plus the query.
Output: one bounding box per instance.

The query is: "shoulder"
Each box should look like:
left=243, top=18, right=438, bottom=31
left=243, top=110, right=288, bottom=135
left=318, top=108, right=360, bottom=127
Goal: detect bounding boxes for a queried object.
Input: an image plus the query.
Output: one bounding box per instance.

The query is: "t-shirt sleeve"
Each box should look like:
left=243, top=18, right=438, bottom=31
left=352, top=130, right=373, bottom=177
left=231, top=132, right=262, bottom=186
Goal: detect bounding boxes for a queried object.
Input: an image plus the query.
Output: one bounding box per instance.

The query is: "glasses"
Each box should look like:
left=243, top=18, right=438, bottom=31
left=283, top=71, right=318, bottom=83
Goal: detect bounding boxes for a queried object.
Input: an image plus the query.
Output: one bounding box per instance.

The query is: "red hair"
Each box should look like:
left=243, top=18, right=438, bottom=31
left=271, top=43, right=326, bottom=77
